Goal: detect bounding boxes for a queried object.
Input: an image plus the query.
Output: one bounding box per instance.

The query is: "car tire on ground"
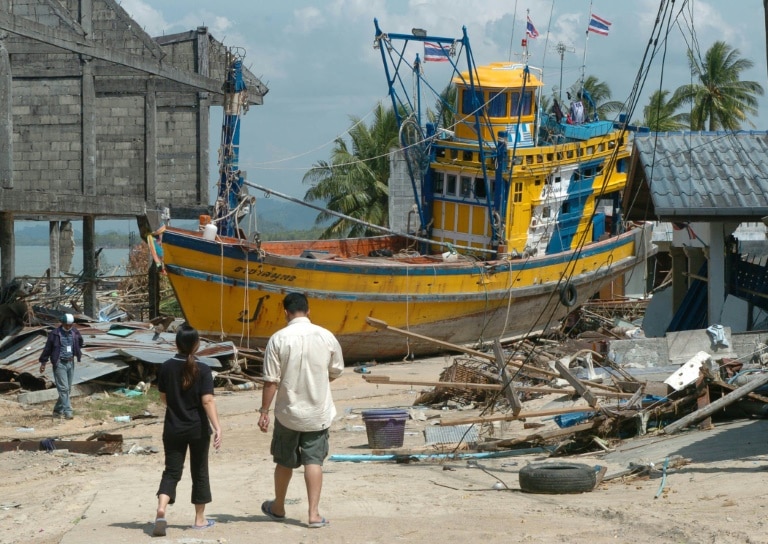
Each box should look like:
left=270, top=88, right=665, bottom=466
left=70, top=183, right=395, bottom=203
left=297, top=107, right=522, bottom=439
left=518, top=462, right=597, bottom=494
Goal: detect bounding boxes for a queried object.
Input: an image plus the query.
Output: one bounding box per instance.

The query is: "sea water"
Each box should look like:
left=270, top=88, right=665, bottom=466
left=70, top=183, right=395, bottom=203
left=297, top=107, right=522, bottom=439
left=5, top=246, right=131, bottom=277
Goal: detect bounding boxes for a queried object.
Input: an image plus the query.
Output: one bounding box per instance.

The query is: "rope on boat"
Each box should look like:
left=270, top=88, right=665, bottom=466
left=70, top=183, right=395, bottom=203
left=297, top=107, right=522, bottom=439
left=242, top=180, right=498, bottom=257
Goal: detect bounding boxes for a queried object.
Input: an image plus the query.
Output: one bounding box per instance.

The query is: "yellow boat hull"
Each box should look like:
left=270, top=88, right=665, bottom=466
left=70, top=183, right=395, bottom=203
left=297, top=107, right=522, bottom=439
left=158, top=224, right=653, bottom=361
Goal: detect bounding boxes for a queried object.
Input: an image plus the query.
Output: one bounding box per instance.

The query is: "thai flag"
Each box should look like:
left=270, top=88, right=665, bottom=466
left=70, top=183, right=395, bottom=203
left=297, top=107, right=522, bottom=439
left=424, top=41, right=450, bottom=62
left=526, top=16, right=539, bottom=39
left=588, top=13, right=611, bottom=36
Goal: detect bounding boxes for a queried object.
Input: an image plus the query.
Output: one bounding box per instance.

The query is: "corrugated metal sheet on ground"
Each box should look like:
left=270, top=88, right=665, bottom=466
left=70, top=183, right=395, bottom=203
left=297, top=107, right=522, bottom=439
left=0, top=323, right=237, bottom=383
left=424, top=424, right=478, bottom=446
left=0, top=332, right=129, bottom=386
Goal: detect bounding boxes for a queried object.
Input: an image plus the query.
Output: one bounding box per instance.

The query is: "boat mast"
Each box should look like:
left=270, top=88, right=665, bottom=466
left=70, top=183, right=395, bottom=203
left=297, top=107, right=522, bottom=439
left=213, top=49, right=249, bottom=238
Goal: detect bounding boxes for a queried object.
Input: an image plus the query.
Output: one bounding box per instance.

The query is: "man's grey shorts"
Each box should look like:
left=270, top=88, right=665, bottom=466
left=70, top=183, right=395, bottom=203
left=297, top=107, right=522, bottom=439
left=271, top=417, right=329, bottom=468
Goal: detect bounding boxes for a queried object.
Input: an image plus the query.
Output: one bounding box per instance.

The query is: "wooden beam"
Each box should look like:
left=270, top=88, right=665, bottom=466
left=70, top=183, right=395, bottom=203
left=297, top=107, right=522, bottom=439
left=662, top=371, right=768, bottom=434
left=494, top=338, right=522, bottom=415
left=439, top=405, right=597, bottom=426
left=365, top=317, right=558, bottom=379
left=478, top=418, right=605, bottom=450
left=362, top=375, right=634, bottom=398
left=554, top=356, right=599, bottom=408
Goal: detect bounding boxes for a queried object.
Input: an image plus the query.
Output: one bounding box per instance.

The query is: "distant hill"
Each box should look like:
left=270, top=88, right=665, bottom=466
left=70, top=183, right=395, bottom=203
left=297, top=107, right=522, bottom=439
left=13, top=197, right=328, bottom=243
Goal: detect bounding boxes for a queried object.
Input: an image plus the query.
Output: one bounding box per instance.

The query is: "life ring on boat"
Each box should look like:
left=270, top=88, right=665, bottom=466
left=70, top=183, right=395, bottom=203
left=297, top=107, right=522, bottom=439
left=559, top=282, right=577, bottom=307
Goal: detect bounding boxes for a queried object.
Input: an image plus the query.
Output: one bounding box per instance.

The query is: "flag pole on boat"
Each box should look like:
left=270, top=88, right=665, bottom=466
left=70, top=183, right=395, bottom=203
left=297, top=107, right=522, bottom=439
left=506, top=0, right=519, bottom=62
left=580, top=0, right=592, bottom=97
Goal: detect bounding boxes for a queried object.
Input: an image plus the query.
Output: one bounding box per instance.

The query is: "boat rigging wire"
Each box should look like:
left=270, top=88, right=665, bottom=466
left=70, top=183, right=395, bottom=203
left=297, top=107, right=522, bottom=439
left=242, top=179, right=499, bottom=255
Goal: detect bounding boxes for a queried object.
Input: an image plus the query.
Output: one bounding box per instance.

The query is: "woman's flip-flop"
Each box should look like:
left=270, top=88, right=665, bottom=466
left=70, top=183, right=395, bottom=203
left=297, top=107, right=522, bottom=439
left=152, top=518, right=167, bottom=537
left=308, top=517, right=329, bottom=529
left=191, top=519, right=215, bottom=530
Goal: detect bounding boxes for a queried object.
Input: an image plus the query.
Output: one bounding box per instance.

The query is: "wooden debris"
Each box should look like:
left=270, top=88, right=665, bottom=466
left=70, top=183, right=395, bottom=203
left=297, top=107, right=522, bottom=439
left=662, top=371, right=768, bottom=434
left=0, top=434, right=122, bottom=455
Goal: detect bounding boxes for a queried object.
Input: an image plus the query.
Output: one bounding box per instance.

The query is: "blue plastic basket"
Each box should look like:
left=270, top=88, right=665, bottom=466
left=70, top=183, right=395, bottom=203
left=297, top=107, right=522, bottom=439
left=361, top=409, right=409, bottom=449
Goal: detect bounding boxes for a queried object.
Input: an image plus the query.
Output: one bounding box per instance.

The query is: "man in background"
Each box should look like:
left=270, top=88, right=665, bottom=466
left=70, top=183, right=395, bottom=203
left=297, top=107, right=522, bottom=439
left=39, top=313, right=84, bottom=419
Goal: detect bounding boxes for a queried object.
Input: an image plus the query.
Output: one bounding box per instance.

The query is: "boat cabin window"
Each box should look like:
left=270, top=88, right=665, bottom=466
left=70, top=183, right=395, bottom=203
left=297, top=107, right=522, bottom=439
left=461, top=89, right=484, bottom=115
left=511, top=91, right=534, bottom=117
left=513, top=181, right=523, bottom=203
left=474, top=178, right=487, bottom=199
left=433, top=172, right=445, bottom=194
left=488, top=92, right=507, bottom=117
left=446, top=174, right=457, bottom=195
left=460, top=176, right=472, bottom=197
left=543, top=206, right=551, bottom=218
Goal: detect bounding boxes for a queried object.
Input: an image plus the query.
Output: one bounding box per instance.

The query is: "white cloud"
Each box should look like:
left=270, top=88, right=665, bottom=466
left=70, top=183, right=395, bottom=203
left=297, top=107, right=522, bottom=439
left=118, top=0, right=169, bottom=36
left=289, top=7, right=325, bottom=34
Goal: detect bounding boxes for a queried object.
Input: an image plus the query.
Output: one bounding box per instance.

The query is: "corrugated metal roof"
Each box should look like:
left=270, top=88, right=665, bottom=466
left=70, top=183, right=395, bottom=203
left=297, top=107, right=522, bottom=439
left=630, top=131, right=768, bottom=221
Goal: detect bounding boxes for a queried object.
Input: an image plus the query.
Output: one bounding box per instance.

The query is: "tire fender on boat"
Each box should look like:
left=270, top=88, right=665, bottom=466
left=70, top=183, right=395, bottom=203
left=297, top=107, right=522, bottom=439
left=559, top=282, right=577, bottom=307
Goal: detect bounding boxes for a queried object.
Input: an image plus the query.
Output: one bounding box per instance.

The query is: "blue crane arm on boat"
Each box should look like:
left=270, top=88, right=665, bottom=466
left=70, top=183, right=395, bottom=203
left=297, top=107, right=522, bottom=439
left=213, top=50, right=249, bottom=238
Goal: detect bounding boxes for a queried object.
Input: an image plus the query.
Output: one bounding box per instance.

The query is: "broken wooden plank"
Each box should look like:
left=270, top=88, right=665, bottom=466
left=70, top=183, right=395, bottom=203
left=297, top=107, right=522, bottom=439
left=494, top=339, right=522, bottom=415
left=0, top=435, right=123, bottom=454
left=554, top=356, right=599, bottom=407
left=478, top=418, right=606, bottom=450
left=365, top=317, right=558, bottom=379
left=362, top=375, right=635, bottom=398
left=439, top=405, right=597, bottom=426
left=662, top=371, right=768, bottom=434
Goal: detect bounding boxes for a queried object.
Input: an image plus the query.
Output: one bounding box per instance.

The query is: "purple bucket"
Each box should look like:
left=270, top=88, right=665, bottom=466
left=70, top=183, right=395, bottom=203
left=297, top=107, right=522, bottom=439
left=361, top=409, right=409, bottom=449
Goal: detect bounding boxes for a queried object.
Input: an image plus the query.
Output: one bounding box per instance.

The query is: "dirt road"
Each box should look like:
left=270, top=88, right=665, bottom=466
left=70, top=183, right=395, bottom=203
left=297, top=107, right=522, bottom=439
left=2, top=356, right=768, bottom=544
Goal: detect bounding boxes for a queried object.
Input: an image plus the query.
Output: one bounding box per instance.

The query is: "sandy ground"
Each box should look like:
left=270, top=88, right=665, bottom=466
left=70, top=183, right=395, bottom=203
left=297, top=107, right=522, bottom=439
left=2, top=355, right=768, bottom=544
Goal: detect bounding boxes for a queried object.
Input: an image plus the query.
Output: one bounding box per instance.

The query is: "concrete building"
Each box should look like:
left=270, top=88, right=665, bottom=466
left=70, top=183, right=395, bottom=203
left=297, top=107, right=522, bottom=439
left=0, top=0, right=267, bottom=316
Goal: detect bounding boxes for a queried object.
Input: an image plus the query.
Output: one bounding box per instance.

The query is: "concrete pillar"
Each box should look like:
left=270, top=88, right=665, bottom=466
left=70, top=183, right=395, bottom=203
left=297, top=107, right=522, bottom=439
left=79, top=0, right=92, bottom=35
left=708, top=223, right=726, bottom=325
left=196, top=28, right=210, bottom=205
left=0, top=212, right=14, bottom=286
left=48, top=221, right=61, bottom=294
left=81, top=59, right=95, bottom=196
left=0, top=38, right=12, bottom=189
left=82, top=216, right=97, bottom=317
left=670, top=246, right=687, bottom=315
left=145, top=78, right=157, bottom=203
left=59, top=220, right=74, bottom=273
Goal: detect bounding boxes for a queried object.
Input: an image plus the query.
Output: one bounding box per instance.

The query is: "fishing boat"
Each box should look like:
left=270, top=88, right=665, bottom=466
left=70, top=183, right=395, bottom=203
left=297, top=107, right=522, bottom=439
left=146, top=22, right=655, bottom=362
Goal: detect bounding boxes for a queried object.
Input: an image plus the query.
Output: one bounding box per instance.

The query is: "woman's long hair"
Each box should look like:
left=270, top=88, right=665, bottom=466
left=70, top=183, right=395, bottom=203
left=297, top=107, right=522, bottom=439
left=176, top=323, right=200, bottom=391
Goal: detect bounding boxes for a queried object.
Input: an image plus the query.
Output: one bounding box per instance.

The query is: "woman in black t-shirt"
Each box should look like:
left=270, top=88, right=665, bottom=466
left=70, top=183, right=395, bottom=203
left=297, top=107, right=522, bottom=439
left=152, top=323, right=222, bottom=537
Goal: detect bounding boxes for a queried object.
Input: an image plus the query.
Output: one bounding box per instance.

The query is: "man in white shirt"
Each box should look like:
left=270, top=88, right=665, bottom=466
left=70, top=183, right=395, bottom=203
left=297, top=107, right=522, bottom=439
left=258, top=292, right=344, bottom=529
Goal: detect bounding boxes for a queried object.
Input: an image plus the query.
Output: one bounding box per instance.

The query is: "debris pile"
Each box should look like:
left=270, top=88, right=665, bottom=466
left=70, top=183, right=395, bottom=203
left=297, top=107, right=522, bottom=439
left=361, top=317, right=768, bottom=458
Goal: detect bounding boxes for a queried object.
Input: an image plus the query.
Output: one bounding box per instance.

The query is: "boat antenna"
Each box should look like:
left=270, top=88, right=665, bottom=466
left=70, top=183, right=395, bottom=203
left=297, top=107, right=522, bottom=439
left=553, top=42, right=575, bottom=102
left=506, top=0, right=519, bottom=62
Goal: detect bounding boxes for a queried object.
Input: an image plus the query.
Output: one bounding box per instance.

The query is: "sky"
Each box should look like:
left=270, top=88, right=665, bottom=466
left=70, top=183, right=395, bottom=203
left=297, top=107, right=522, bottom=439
left=118, top=0, right=768, bottom=203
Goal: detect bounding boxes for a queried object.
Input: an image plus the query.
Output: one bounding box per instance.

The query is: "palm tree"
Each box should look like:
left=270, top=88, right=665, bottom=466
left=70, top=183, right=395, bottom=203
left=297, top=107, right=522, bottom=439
left=302, top=103, right=399, bottom=239
left=427, top=84, right=456, bottom=131
left=679, top=41, right=764, bottom=131
left=571, top=75, right=624, bottom=120
left=640, top=89, right=690, bottom=132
